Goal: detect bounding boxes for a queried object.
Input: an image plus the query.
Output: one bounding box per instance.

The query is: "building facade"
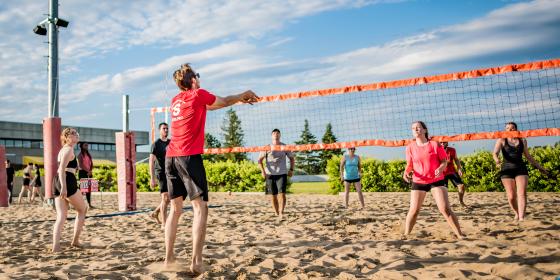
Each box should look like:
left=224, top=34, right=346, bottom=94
left=0, top=121, right=150, bottom=166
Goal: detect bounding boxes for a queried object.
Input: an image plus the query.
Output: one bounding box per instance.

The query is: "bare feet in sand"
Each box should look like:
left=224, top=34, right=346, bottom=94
left=150, top=210, right=161, bottom=224
left=189, top=264, right=204, bottom=276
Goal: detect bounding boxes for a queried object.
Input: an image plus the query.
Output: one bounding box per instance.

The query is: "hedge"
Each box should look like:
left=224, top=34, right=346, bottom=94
left=89, top=160, right=280, bottom=192
left=327, top=144, right=560, bottom=193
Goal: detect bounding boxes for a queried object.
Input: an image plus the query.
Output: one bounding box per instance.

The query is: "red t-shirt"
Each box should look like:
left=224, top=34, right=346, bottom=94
left=443, top=147, right=458, bottom=175
left=166, top=88, right=216, bottom=157
left=405, top=140, right=448, bottom=184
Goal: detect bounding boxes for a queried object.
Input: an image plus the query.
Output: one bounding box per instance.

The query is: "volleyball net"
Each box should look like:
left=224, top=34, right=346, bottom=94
left=151, top=58, right=560, bottom=153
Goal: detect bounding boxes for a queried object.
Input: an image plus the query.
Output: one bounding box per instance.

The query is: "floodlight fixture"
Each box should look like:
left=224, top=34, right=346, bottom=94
left=33, top=25, right=47, bottom=35
left=55, top=18, right=69, bottom=28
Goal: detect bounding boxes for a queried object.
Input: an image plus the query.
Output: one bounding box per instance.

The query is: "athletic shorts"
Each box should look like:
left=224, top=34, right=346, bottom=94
left=165, top=155, right=208, bottom=201
left=32, top=178, right=42, bottom=187
left=156, top=172, right=168, bottom=193
left=411, top=179, right=446, bottom=192
left=500, top=168, right=529, bottom=179
left=444, top=173, right=463, bottom=188
left=344, top=178, right=361, bottom=183
left=53, top=172, right=79, bottom=197
left=266, top=174, right=287, bottom=195
left=23, top=178, right=31, bottom=186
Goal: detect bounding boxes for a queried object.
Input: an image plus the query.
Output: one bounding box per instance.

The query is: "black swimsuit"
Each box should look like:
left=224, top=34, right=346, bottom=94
left=53, top=157, right=79, bottom=197
left=500, top=138, right=528, bottom=179
left=32, top=168, right=42, bottom=187
left=23, top=172, right=31, bottom=186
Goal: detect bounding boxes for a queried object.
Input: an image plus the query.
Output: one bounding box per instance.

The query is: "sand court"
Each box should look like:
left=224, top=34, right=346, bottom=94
left=0, top=192, right=559, bottom=279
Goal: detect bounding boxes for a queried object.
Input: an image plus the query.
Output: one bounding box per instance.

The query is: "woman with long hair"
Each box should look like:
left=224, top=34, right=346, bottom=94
left=52, top=128, right=88, bottom=252
left=403, top=121, right=464, bottom=239
left=492, top=122, right=549, bottom=221
left=77, top=142, right=94, bottom=208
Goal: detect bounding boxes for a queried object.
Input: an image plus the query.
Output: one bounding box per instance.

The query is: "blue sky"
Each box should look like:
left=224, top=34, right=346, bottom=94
left=0, top=0, right=559, bottom=159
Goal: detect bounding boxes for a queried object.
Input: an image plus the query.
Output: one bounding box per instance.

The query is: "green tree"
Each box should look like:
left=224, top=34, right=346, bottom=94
left=203, top=133, right=224, bottom=162
left=221, top=108, right=247, bottom=162
left=319, top=123, right=343, bottom=173
left=295, top=119, right=321, bottom=174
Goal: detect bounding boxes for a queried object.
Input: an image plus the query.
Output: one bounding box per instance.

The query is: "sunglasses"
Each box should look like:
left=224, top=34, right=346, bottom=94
left=194, top=73, right=200, bottom=79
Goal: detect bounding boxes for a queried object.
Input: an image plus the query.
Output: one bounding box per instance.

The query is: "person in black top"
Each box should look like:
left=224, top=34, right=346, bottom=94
left=17, top=162, right=33, bottom=204
left=149, top=122, right=170, bottom=229
left=52, top=127, right=88, bottom=252
left=5, top=160, right=14, bottom=204
left=492, top=122, right=549, bottom=221
left=30, top=163, right=44, bottom=203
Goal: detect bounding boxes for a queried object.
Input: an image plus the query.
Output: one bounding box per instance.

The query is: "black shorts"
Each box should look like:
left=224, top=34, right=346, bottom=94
left=411, top=179, right=447, bottom=192
left=165, top=155, right=208, bottom=201
left=32, top=178, right=42, bottom=187
left=53, top=172, right=79, bottom=198
left=266, top=174, right=287, bottom=195
left=344, top=178, right=361, bottom=183
left=444, top=173, right=463, bottom=188
left=500, top=168, right=529, bottom=179
left=156, top=172, right=168, bottom=193
left=23, top=178, right=31, bottom=186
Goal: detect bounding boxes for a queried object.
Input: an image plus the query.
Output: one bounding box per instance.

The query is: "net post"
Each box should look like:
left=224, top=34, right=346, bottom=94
left=0, top=146, right=8, bottom=207
left=115, top=131, right=136, bottom=211
left=43, top=117, right=61, bottom=202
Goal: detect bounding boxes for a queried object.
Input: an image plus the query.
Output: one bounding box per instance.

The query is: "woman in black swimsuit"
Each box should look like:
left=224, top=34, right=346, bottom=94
left=52, top=128, right=88, bottom=252
left=17, top=163, right=33, bottom=204
left=492, top=122, right=549, bottom=221
left=30, top=163, right=44, bottom=203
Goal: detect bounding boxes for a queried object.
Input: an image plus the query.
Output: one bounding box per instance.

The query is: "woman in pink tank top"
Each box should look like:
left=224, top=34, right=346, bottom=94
left=402, top=121, right=464, bottom=239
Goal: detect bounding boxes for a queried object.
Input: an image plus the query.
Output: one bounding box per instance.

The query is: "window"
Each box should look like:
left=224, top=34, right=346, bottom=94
left=23, top=140, right=31, bottom=148
left=111, top=144, right=116, bottom=151
left=91, top=143, right=98, bottom=151
left=0, top=139, right=4, bottom=146
left=5, top=140, right=14, bottom=147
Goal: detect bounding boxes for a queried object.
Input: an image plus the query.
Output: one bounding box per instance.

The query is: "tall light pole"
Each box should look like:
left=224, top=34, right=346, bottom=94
left=34, top=0, right=69, bottom=204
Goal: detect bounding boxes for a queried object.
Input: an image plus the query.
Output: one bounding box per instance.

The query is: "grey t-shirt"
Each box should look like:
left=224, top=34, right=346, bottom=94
left=260, top=143, right=294, bottom=175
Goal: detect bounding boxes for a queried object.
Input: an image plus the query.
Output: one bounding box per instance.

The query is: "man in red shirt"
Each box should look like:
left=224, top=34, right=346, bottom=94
left=442, top=142, right=467, bottom=207
left=164, top=63, right=258, bottom=275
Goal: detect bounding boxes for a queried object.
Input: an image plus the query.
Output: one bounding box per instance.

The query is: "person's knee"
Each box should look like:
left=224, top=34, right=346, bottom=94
left=77, top=206, right=87, bottom=217
left=191, top=199, right=208, bottom=216
left=169, top=200, right=183, bottom=216
left=458, top=185, right=465, bottom=192
left=408, top=207, right=420, bottom=217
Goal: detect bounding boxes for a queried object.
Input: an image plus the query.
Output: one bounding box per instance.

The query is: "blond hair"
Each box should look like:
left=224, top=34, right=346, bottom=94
left=173, top=63, right=197, bottom=91
left=60, top=127, right=76, bottom=146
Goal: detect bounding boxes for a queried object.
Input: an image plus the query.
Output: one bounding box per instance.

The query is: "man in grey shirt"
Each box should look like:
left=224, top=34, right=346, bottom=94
left=258, top=129, right=295, bottom=218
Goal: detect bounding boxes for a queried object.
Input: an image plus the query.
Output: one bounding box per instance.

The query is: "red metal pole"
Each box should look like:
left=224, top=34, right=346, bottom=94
left=0, top=146, right=8, bottom=207
left=43, top=117, right=62, bottom=201
left=116, top=131, right=136, bottom=211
